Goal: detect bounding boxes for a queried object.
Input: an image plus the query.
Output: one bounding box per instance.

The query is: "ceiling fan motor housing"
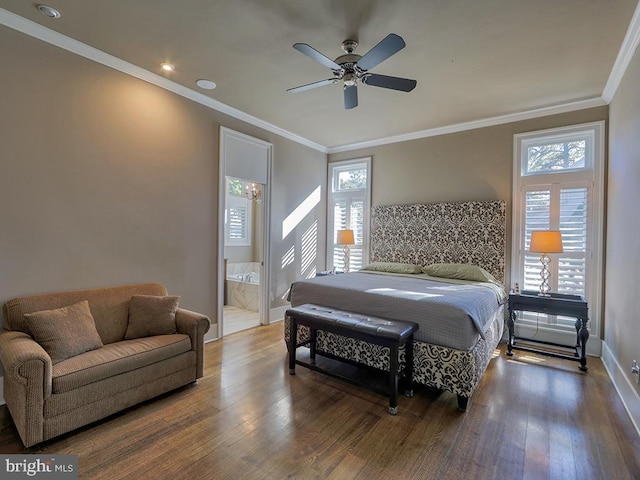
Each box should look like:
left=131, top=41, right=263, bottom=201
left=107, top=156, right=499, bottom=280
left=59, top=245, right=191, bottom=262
left=341, top=39, right=358, bottom=54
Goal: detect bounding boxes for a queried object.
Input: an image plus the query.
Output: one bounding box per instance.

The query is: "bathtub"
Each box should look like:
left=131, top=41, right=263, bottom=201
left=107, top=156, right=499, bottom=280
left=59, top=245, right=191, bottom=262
left=226, top=261, right=260, bottom=312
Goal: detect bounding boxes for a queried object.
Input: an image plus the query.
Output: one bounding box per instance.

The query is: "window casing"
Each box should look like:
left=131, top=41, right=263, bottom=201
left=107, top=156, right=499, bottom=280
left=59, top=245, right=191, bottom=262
left=327, top=158, right=371, bottom=272
left=512, top=122, right=604, bottom=349
left=225, top=177, right=253, bottom=247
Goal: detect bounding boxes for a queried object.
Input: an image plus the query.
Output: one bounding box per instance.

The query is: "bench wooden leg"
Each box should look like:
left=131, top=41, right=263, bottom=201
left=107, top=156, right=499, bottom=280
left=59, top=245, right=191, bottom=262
left=310, top=327, right=317, bottom=365
left=288, top=317, right=297, bottom=375
left=405, top=336, right=414, bottom=397
left=389, top=344, right=399, bottom=415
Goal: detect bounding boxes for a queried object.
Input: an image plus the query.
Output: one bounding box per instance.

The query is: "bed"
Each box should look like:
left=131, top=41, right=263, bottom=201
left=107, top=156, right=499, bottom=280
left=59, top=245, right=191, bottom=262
left=285, top=200, right=507, bottom=410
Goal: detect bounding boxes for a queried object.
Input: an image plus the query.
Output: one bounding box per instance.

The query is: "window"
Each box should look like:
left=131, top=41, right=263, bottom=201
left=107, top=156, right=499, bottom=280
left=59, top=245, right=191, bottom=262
left=512, top=122, right=604, bottom=348
left=327, top=158, right=371, bottom=272
left=225, top=177, right=253, bottom=246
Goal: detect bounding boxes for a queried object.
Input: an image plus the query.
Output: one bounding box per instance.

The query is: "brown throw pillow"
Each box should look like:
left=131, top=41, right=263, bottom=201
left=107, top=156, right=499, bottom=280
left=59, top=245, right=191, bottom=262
left=125, top=295, right=180, bottom=340
left=24, top=300, right=104, bottom=364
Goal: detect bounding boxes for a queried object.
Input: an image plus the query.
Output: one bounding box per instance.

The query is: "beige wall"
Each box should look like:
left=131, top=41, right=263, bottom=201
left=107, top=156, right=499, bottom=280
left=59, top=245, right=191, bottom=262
left=329, top=106, right=608, bottom=290
left=0, top=25, right=326, bottom=337
left=607, top=43, right=640, bottom=398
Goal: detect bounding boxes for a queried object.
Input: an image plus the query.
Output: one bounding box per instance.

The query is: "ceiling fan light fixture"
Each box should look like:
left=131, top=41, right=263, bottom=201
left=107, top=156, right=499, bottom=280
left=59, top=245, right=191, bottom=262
left=343, top=72, right=357, bottom=87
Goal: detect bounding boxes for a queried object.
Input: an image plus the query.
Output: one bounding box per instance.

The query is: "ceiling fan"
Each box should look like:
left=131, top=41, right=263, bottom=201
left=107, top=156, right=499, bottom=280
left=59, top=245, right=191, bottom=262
left=287, top=33, right=417, bottom=110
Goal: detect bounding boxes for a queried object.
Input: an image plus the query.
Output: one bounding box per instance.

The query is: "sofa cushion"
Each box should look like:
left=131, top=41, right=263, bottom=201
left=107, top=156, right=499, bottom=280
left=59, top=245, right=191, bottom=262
left=51, top=334, right=192, bottom=394
left=44, top=352, right=197, bottom=420
left=24, top=300, right=104, bottom=364
left=125, top=295, right=180, bottom=340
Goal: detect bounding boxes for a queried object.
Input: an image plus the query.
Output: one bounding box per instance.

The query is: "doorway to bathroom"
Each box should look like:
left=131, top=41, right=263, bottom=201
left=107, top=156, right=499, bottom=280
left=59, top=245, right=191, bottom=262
left=223, top=177, right=263, bottom=334
left=218, top=127, right=272, bottom=338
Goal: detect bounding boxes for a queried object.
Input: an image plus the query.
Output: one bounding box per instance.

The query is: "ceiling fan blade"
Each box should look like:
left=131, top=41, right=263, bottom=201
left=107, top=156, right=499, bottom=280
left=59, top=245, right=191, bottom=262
left=362, top=74, right=417, bottom=92
left=356, top=33, right=406, bottom=71
left=293, top=43, right=341, bottom=71
left=344, top=85, right=358, bottom=109
left=287, top=78, right=338, bottom=93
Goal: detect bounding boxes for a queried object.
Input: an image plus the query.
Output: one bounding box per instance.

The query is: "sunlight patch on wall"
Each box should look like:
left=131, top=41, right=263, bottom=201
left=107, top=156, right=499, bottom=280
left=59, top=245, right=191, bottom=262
left=301, top=220, right=318, bottom=278
left=281, top=245, right=295, bottom=269
left=282, top=186, right=321, bottom=240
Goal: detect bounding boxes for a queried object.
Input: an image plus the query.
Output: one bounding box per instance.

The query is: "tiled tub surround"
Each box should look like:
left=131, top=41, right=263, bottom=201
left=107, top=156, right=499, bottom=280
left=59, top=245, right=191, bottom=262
left=226, top=262, right=260, bottom=312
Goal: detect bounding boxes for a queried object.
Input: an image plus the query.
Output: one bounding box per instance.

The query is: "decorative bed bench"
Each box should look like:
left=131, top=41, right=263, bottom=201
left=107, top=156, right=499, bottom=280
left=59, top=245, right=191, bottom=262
left=286, top=304, right=418, bottom=415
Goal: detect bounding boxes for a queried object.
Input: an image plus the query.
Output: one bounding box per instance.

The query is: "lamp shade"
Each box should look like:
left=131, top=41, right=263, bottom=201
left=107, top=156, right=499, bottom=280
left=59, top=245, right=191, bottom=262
left=530, top=230, right=563, bottom=254
left=336, top=229, right=355, bottom=245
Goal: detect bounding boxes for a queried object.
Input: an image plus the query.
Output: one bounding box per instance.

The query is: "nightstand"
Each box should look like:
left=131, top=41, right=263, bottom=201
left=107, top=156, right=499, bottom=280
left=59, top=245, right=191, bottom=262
left=506, top=290, right=589, bottom=371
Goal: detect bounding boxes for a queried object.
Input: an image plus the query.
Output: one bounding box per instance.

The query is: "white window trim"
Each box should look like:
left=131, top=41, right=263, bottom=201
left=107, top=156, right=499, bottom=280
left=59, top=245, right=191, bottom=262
left=225, top=177, right=253, bottom=247
left=327, top=157, right=372, bottom=271
left=511, top=121, right=605, bottom=352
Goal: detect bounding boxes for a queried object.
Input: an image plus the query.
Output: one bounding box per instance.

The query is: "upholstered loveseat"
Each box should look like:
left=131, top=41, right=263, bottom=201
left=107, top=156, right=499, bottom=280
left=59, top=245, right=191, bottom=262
left=0, top=283, right=211, bottom=447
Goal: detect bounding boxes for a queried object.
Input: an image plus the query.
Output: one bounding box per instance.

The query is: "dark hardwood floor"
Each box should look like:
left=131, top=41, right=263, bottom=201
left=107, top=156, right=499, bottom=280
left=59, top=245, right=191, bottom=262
left=1, top=322, right=638, bottom=479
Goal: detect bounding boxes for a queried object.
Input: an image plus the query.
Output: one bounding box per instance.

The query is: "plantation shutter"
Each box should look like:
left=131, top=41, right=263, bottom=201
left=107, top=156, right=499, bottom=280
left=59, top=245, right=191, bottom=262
left=350, top=200, right=364, bottom=269
left=228, top=205, right=248, bottom=240
left=332, top=198, right=349, bottom=271
left=523, top=189, right=551, bottom=291
left=558, top=187, right=588, bottom=296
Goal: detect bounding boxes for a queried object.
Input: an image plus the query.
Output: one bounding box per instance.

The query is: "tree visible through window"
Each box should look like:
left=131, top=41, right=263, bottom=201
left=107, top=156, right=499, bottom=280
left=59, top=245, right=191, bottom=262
left=525, top=140, right=586, bottom=173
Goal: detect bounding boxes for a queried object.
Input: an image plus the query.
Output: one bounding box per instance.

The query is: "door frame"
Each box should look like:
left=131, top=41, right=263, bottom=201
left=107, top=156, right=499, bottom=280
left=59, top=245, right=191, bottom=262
left=218, top=127, right=272, bottom=338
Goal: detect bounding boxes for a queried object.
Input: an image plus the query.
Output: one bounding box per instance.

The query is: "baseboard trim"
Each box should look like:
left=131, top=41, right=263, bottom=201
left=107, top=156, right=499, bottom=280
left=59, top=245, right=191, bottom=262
left=601, top=341, right=640, bottom=437
left=270, top=305, right=288, bottom=324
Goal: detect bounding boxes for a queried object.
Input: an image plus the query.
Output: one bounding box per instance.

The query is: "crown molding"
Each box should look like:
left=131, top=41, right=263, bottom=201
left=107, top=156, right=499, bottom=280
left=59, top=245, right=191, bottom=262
left=3, top=5, right=638, bottom=156
left=327, top=97, right=606, bottom=154
left=602, top=0, right=640, bottom=103
left=0, top=8, right=328, bottom=154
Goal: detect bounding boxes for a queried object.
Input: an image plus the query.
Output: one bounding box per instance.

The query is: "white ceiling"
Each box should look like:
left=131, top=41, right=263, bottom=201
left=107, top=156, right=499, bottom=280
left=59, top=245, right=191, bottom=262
left=1, top=1, right=638, bottom=151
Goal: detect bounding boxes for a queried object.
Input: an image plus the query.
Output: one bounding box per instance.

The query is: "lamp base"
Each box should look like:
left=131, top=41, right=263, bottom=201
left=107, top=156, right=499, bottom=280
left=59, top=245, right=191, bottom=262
left=343, top=245, right=350, bottom=273
left=538, top=253, right=551, bottom=296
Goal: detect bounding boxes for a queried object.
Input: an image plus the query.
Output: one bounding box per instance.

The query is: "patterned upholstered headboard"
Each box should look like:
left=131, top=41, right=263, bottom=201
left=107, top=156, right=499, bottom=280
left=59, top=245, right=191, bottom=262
left=370, top=200, right=506, bottom=284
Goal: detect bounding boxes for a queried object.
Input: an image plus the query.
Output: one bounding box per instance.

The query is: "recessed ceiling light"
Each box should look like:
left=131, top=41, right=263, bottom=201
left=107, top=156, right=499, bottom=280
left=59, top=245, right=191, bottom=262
left=196, top=79, right=216, bottom=90
left=160, top=63, right=175, bottom=72
left=37, top=4, right=61, bottom=18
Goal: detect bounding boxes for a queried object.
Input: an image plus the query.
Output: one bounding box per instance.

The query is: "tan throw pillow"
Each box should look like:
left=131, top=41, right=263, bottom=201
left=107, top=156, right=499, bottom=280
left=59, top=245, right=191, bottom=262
left=422, top=263, right=499, bottom=284
left=24, top=300, right=104, bottom=364
left=362, top=262, right=423, bottom=274
left=125, top=295, right=180, bottom=340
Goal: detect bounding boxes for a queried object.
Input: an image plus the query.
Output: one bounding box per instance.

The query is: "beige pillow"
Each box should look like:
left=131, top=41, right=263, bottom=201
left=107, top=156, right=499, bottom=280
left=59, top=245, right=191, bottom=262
left=125, top=295, right=180, bottom=339
left=361, top=262, right=423, bottom=274
left=24, top=300, right=103, bottom=364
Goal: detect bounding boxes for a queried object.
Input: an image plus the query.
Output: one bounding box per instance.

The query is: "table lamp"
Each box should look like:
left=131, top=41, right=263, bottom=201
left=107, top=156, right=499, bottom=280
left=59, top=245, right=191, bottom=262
left=336, top=229, right=355, bottom=273
left=529, top=230, right=563, bottom=296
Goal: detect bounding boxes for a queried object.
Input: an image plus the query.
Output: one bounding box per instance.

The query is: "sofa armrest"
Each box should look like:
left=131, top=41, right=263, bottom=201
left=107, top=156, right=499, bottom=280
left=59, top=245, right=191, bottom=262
left=0, top=330, right=53, bottom=447
left=175, top=308, right=211, bottom=379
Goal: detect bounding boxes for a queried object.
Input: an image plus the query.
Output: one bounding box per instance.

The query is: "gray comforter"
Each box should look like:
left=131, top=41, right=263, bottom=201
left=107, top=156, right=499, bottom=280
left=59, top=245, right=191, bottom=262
left=289, top=271, right=506, bottom=351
